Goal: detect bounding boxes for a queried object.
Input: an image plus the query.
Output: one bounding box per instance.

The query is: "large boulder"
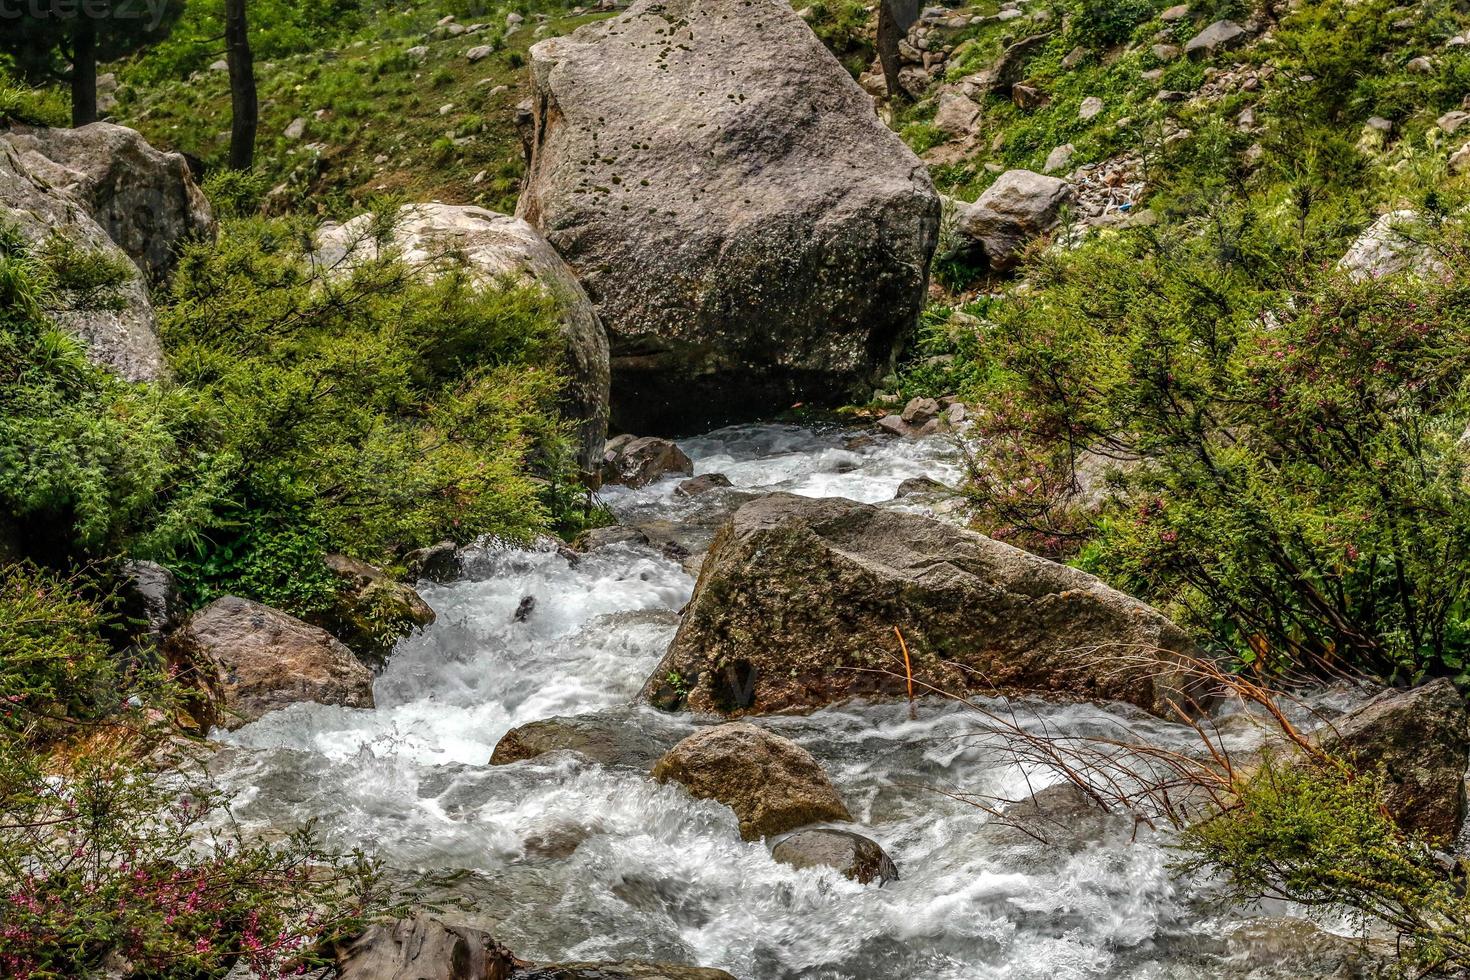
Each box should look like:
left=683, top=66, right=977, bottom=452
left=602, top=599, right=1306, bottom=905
left=771, top=828, right=899, bottom=884
left=3, top=122, right=214, bottom=282
left=951, top=170, right=1074, bottom=271
left=336, top=918, right=518, bottom=980
left=644, top=494, right=1202, bottom=717
left=164, top=596, right=375, bottom=731
left=1319, top=679, right=1470, bottom=842
left=517, top=0, right=940, bottom=434
left=1183, top=20, right=1248, bottom=61
left=313, top=203, right=611, bottom=481
left=0, top=136, right=165, bottom=381
left=651, top=722, right=852, bottom=840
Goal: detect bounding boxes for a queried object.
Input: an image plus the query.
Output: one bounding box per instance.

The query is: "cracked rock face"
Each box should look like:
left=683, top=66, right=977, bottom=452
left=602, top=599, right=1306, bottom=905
left=518, top=0, right=940, bottom=434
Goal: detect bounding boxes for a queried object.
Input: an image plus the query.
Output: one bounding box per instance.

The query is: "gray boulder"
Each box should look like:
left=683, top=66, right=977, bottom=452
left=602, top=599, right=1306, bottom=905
left=1319, top=679, right=1470, bottom=842
left=3, top=122, right=214, bottom=282
left=517, top=0, right=940, bottom=434
left=164, top=596, right=374, bottom=731
left=772, top=828, right=899, bottom=884
left=644, top=494, right=1203, bottom=717
left=117, top=560, right=185, bottom=653
left=518, top=965, right=736, bottom=980
left=652, top=722, right=852, bottom=840
left=951, top=170, right=1074, bottom=270
left=0, top=135, right=165, bottom=381
left=314, top=203, right=610, bottom=482
left=1184, top=20, right=1248, bottom=61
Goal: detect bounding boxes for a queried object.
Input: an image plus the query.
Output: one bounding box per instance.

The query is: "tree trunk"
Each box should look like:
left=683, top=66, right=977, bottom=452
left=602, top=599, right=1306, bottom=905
left=226, top=0, right=258, bottom=171
left=71, top=18, right=98, bottom=127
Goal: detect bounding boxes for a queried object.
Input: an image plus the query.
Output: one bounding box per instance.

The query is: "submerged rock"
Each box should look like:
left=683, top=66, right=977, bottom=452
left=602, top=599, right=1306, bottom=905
left=772, top=828, right=899, bottom=884
left=165, top=596, right=374, bottom=731
left=1318, top=678, right=1470, bottom=842
left=518, top=0, right=940, bottom=434
left=652, top=722, right=852, bottom=840
left=313, top=202, right=610, bottom=482
left=644, top=494, right=1202, bottom=717
left=491, top=713, right=672, bottom=768
left=675, top=473, right=734, bottom=498
left=518, top=964, right=736, bottom=979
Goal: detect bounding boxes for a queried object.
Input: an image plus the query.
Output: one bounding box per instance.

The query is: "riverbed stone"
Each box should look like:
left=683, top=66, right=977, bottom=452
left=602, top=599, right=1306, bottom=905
left=491, top=714, right=671, bottom=768
left=644, top=494, right=1203, bottom=718
left=652, top=723, right=852, bottom=840
left=336, top=917, right=517, bottom=979
left=675, top=473, right=734, bottom=497
left=1317, top=678, right=1470, bottom=842
left=165, top=596, right=375, bottom=731
left=517, top=0, right=940, bottom=434
left=518, top=964, right=736, bottom=979
left=316, top=554, right=436, bottom=662
left=603, top=437, right=694, bottom=488
left=772, top=828, right=899, bottom=884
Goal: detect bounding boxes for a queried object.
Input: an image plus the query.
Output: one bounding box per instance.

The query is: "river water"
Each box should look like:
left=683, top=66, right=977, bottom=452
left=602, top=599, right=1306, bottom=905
left=212, top=424, right=1369, bottom=979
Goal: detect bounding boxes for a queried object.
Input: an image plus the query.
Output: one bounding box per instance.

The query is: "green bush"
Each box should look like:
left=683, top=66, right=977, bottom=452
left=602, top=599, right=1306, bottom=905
left=0, top=741, right=398, bottom=978
left=1066, top=0, right=1154, bottom=50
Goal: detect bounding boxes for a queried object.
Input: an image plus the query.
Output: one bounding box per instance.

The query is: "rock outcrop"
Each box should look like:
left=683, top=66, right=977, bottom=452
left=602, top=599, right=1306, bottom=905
left=652, top=722, right=852, bottom=840
left=771, top=829, right=899, bottom=885
left=951, top=170, right=1074, bottom=271
left=1319, top=679, right=1470, bottom=842
left=313, top=202, right=610, bottom=480
left=644, top=494, right=1202, bottom=717
left=0, top=134, right=165, bottom=381
left=3, top=122, right=214, bottom=282
left=165, top=596, right=375, bottom=730
left=518, top=0, right=940, bottom=434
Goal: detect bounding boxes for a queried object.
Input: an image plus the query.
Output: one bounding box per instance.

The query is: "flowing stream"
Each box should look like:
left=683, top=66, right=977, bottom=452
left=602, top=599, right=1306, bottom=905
left=211, top=424, right=1368, bottom=979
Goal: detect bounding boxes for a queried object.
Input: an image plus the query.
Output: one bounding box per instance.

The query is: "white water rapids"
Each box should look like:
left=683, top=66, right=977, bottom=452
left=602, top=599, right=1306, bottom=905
left=211, top=424, right=1369, bottom=979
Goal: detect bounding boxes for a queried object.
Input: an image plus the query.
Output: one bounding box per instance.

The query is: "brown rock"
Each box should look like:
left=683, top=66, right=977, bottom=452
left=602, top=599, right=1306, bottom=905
left=336, top=918, right=518, bottom=979
left=490, top=714, right=671, bottom=768
left=1319, top=679, right=1470, bottom=842
left=675, top=473, right=734, bottom=497
left=603, top=437, right=694, bottom=488
left=652, top=722, right=852, bottom=840
left=643, top=494, right=1203, bottom=718
left=772, top=828, right=899, bottom=884
left=165, top=597, right=374, bottom=731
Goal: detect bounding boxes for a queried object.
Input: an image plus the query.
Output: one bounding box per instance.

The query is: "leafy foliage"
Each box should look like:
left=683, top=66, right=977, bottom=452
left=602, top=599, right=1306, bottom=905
left=0, top=741, right=399, bottom=979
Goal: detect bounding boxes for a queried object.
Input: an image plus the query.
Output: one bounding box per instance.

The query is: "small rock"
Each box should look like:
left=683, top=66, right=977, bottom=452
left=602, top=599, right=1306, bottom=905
left=283, top=117, right=307, bottom=140
left=933, top=90, right=981, bottom=137
left=772, top=828, right=899, bottom=885
left=406, top=44, right=429, bottom=61
left=513, top=595, right=536, bottom=623
left=1450, top=144, right=1470, bottom=175
left=1160, top=3, right=1190, bottom=20
left=1011, top=82, right=1048, bottom=109
left=1438, top=110, right=1470, bottom=135
left=1184, top=20, right=1247, bottom=61
left=209, top=59, right=229, bottom=72
left=576, top=525, right=654, bottom=551
left=466, top=44, right=493, bottom=62
left=1406, top=56, right=1434, bottom=74
left=317, top=554, right=436, bottom=661
left=894, top=476, right=947, bottom=498
left=404, top=541, right=461, bottom=583
left=1078, top=96, right=1103, bottom=120
left=491, top=714, right=672, bottom=768
left=1061, top=45, right=1090, bottom=69
left=336, top=918, right=515, bottom=980
left=1151, top=43, right=1181, bottom=60
left=1043, top=143, right=1074, bottom=173
left=652, top=723, right=853, bottom=840
left=507, top=11, right=524, bottom=26
left=603, top=436, right=695, bottom=488
left=675, top=473, right=734, bottom=497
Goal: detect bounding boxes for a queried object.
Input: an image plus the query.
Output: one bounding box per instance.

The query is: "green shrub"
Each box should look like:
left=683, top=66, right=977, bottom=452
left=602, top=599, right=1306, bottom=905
left=0, top=74, right=69, bottom=127
left=0, top=741, right=398, bottom=978
left=1066, top=0, right=1154, bottom=50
